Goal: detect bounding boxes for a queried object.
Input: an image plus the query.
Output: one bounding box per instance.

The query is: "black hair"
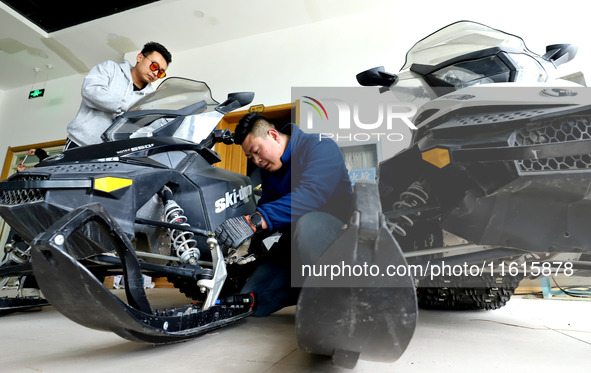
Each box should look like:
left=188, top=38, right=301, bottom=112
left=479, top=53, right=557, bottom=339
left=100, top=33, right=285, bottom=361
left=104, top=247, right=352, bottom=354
left=141, top=41, right=172, bottom=64
left=234, top=112, right=276, bottom=145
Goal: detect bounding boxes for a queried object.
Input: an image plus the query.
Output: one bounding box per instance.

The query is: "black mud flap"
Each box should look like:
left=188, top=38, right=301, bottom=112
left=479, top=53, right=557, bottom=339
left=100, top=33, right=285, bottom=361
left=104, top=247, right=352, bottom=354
left=30, top=203, right=254, bottom=344
left=296, top=181, right=417, bottom=369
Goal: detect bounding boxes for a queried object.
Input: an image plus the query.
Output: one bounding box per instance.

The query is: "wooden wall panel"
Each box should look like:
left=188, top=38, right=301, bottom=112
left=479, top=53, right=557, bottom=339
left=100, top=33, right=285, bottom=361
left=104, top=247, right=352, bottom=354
left=215, top=103, right=293, bottom=174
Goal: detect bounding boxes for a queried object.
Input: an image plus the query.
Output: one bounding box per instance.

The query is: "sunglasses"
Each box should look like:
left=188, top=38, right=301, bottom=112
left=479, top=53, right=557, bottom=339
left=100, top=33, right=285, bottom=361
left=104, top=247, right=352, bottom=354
left=144, top=54, right=166, bottom=79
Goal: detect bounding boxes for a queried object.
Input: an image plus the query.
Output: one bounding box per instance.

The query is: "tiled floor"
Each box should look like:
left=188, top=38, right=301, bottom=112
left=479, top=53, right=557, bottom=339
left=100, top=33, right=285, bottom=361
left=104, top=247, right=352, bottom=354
left=0, top=289, right=590, bottom=373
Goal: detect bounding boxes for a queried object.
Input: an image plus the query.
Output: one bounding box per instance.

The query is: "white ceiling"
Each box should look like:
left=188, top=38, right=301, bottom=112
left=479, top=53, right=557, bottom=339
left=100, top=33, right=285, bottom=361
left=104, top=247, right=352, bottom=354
left=0, top=0, right=394, bottom=92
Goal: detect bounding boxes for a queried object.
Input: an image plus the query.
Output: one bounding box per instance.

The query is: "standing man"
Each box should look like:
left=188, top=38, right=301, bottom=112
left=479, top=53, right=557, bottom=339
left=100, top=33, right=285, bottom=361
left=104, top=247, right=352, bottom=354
left=65, top=41, right=172, bottom=149
left=215, top=112, right=353, bottom=316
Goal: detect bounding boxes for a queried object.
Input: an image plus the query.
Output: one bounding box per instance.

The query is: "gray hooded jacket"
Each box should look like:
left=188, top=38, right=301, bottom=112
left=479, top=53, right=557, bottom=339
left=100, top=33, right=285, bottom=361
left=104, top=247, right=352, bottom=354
left=66, top=60, right=153, bottom=146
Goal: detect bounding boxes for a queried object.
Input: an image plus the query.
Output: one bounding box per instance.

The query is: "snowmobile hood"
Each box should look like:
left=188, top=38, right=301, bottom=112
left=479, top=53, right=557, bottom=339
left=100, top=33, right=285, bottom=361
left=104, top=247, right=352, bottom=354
left=38, top=137, right=220, bottom=168
left=413, top=85, right=591, bottom=136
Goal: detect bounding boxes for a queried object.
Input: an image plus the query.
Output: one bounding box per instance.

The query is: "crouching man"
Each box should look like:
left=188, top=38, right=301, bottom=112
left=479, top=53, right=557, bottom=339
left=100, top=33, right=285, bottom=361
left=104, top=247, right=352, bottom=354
left=215, top=112, right=353, bottom=316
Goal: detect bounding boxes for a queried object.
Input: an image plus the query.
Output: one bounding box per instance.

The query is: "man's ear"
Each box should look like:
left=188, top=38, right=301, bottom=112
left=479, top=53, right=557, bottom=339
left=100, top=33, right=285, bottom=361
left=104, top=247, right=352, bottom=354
left=268, top=129, right=281, bottom=143
left=136, top=52, right=143, bottom=65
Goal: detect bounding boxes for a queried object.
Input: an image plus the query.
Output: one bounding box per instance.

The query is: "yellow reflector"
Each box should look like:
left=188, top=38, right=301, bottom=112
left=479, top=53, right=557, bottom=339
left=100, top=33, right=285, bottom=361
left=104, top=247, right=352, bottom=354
left=94, top=177, right=133, bottom=193
left=422, top=148, right=450, bottom=168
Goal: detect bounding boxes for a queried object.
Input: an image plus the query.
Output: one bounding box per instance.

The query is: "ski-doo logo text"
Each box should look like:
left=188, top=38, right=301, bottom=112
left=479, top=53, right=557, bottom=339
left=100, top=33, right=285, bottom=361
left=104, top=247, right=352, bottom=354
left=302, top=98, right=417, bottom=143
left=215, top=185, right=253, bottom=213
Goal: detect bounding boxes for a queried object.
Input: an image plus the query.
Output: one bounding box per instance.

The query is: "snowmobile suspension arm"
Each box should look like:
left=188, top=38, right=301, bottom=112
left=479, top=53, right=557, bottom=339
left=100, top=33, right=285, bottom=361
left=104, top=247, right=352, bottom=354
left=0, top=262, right=34, bottom=277
left=135, top=217, right=212, bottom=237
left=383, top=205, right=439, bottom=219
left=90, top=254, right=213, bottom=280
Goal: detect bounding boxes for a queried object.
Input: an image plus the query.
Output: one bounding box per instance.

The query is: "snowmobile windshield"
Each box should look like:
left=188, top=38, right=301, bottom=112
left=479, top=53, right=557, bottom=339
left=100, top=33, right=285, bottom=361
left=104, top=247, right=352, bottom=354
left=103, top=78, right=221, bottom=144
left=129, top=78, right=219, bottom=111
left=401, top=21, right=532, bottom=71
left=389, top=21, right=549, bottom=107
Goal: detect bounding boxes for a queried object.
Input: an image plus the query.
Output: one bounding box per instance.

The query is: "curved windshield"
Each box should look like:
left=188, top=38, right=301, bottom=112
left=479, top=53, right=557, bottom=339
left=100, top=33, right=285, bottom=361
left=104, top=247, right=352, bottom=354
left=103, top=78, right=222, bottom=143
left=401, top=21, right=532, bottom=70
left=129, top=77, right=218, bottom=111
left=389, top=21, right=551, bottom=109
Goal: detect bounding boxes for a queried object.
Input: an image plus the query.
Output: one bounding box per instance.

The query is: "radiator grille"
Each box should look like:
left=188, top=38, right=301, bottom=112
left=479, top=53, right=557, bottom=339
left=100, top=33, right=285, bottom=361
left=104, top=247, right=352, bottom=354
left=511, top=117, right=591, bottom=172
left=0, top=174, right=48, bottom=205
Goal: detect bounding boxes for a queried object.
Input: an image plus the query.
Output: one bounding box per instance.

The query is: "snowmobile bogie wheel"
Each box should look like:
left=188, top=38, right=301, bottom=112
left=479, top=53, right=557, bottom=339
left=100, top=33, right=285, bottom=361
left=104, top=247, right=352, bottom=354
left=417, top=274, right=522, bottom=311
left=167, top=276, right=207, bottom=302
left=168, top=262, right=255, bottom=301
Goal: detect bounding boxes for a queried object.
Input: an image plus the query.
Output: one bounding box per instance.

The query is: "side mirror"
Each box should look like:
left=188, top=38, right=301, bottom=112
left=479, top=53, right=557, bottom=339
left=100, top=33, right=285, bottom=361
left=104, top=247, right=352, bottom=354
left=542, top=44, right=578, bottom=66
left=212, top=129, right=235, bottom=145
left=228, top=92, right=255, bottom=107
left=356, top=66, right=398, bottom=87
left=216, top=92, right=255, bottom=114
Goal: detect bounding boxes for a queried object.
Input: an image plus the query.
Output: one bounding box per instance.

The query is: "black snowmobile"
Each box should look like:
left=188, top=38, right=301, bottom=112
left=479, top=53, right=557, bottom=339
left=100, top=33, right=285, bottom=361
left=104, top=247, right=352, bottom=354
left=357, top=20, right=591, bottom=311
left=0, top=78, right=258, bottom=341
left=2, top=20, right=590, bottom=370
left=296, top=20, right=591, bottom=368
left=0, top=75, right=418, bottom=368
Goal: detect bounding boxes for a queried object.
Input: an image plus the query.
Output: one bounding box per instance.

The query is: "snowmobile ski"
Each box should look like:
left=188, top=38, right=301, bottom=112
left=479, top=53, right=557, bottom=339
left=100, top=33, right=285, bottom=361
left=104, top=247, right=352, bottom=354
left=30, top=203, right=254, bottom=344
left=295, top=180, right=417, bottom=369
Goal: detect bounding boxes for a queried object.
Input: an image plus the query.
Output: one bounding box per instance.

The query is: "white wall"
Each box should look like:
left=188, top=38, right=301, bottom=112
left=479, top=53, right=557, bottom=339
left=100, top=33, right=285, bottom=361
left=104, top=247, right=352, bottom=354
left=159, top=1, right=590, bottom=106
left=0, top=73, right=83, bottom=158
left=1, top=0, right=590, bottom=164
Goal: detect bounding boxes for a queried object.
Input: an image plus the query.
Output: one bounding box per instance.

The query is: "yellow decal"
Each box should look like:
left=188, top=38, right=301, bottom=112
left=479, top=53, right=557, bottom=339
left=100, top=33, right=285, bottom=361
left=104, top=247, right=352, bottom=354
left=94, top=177, right=133, bottom=193
left=422, top=148, right=450, bottom=168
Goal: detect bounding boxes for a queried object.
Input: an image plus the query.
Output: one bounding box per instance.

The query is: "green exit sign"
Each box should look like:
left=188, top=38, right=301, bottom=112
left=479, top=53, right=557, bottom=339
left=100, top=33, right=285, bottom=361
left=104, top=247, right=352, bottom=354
left=28, top=89, right=45, bottom=99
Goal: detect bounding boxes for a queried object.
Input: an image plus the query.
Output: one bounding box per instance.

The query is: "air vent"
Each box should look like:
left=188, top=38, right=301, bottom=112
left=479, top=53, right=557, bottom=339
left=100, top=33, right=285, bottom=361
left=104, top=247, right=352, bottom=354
left=0, top=175, right=49, bottom=205
left=511, top=116, right=591, bottom=172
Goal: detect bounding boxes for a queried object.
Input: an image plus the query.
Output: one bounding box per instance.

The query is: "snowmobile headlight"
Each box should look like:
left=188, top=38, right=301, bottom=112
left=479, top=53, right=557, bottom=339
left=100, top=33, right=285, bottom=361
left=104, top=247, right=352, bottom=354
left=93, top=177, right=133, bottom=193
left=421, top=148, right=450, bottom=168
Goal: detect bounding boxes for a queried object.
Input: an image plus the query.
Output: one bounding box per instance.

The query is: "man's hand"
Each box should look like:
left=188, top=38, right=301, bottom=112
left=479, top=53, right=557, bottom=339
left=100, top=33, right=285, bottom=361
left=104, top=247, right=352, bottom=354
left=215, top=215, right=257, bottom=250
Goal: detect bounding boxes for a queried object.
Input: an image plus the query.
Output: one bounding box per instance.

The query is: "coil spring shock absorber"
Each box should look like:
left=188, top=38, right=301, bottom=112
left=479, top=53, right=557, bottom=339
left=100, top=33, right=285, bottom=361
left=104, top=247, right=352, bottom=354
left=160, top=187, right=200, bottom=264
left=1, top=241, right=30, bottom=266
left=386, top=181, right=429, bottom=237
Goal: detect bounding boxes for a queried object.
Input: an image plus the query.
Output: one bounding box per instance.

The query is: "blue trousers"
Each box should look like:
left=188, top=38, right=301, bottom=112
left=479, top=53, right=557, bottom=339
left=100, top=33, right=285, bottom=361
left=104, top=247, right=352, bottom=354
left=241, top=211, right=345, bottom=316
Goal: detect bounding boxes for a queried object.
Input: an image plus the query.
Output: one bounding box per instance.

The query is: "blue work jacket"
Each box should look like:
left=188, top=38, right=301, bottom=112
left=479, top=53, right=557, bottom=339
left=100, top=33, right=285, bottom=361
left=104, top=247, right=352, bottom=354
left=257, top=124, right=353, bottom=231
